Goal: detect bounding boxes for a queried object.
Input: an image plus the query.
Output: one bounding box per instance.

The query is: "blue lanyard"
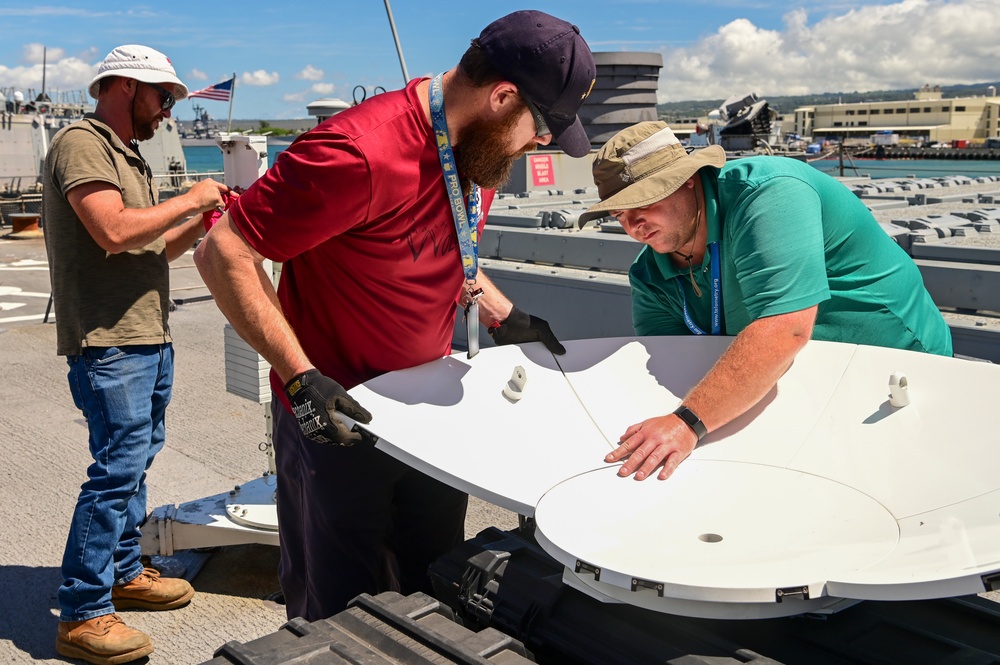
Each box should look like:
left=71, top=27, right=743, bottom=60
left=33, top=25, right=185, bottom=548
left=430, top=74, right=481, bottom=285
left=678, top=242, right=721, bottom=335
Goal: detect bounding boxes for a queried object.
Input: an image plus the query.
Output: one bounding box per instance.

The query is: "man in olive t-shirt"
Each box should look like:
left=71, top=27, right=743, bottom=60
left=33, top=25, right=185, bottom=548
left=44, top=45, right=229, bottom=665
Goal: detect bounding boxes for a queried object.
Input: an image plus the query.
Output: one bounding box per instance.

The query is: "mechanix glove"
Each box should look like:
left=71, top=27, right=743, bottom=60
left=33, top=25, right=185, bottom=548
left=488, top=306, right=566, bottom=355
left=283, top=369, right=373, bottom=446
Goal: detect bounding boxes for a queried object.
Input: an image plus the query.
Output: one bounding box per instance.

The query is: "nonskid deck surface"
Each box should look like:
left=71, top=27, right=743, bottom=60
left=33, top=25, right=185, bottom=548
left=349, top=336, right=1000, bottom=617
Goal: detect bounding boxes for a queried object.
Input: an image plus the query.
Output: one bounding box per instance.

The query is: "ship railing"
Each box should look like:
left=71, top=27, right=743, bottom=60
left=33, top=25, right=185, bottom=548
left=0, top=192, right=42, bottom=227
left=153, top=170, right=225, bottom=198
left=0, top=172, right=228, bottom=227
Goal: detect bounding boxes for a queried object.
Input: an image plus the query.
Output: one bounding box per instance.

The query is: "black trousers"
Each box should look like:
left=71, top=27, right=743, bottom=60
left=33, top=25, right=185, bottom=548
left=272, top=399, right=468, bottom=621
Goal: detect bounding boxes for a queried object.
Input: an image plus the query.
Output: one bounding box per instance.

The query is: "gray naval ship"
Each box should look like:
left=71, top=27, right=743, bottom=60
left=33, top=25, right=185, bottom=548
left=0, top=86, right=188, bottom=231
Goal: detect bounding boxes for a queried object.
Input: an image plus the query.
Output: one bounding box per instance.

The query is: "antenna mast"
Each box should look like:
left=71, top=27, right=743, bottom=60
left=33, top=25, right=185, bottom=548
left=383, top=0, right=410, bottom=85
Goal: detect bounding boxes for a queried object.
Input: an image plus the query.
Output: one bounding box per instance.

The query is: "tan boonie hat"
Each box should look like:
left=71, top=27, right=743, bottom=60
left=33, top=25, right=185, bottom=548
left=88, top=45, right=189, bottom=101
left=579, top=121, right=726, bottom=224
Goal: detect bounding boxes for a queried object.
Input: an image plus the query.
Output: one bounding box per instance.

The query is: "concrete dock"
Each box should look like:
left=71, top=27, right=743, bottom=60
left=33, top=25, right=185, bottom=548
left=0, top=236, right=516, bottom=664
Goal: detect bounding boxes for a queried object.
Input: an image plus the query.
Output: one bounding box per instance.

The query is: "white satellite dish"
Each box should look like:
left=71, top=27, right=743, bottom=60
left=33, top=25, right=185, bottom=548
left=347, top=336, right=1000, bottom=618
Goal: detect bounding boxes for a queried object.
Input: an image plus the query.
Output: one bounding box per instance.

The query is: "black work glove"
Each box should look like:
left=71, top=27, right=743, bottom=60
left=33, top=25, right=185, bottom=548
left=488, top=306, right=566, bottom=355
left=284, top=369, right=373, bottom=446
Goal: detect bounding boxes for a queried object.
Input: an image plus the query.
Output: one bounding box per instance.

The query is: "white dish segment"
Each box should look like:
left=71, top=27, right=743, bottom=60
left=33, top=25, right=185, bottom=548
left=555, top=337, right=858, bottom=467
left=787, top=345, right=1000, bottom=600
left=348, top=336, right=1000, bottom=616
left=533, top=463, right=900, bottom=604
left=787, top=344, right=1000, bottom=520
left=560, top=567, right=861, bottom=620
left=349, top=343, right=611, bottom=515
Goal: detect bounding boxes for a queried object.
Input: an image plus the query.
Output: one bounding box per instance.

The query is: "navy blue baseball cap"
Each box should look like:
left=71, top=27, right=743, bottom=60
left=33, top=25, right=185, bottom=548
left=479, top=10, right=596, bottom=158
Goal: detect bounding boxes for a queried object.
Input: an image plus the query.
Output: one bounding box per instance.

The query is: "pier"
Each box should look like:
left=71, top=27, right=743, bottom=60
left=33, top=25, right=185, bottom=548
left=854, top=145, right=1000, bottom=160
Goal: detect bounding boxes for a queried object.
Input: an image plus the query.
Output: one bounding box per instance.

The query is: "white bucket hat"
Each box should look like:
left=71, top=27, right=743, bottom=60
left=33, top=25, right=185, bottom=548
left=88, top=45, right=189, bottom=101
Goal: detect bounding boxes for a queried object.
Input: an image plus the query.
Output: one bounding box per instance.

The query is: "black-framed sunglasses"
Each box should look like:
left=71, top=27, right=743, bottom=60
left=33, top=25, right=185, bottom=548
left=145, top=82, right=176, bottom=112
left=521, top=95, right=551, bottom=137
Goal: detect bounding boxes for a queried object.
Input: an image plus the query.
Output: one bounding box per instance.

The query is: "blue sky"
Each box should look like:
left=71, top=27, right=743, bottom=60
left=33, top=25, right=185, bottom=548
left=1, top=0, right=997, bottom=121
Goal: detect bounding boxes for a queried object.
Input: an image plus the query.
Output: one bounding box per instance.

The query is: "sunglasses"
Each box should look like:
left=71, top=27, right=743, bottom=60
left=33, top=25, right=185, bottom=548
left=146, top=82, right=176, bottom=112
left=521, top=95, right=551, bottom=137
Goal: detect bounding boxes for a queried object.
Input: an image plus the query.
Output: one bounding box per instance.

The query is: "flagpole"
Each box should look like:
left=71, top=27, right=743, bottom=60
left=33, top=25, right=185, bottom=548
left=227, top=73, right=235, bottom=133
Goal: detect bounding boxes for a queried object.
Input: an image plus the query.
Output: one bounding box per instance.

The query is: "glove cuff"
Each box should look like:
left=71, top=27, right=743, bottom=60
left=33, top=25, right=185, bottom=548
left=284, top=369, right=319, bottom=397
left=502, top=306, right=530, bottom=328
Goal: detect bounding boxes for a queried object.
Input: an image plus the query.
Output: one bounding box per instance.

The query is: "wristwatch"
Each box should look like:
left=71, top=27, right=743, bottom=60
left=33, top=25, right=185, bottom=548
left=672, top=405, right=708, bottom=442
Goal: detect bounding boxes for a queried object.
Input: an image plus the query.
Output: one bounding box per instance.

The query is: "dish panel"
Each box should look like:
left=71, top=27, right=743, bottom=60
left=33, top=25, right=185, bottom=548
left=534, top=464, right=899, bottom=604
left=557, top=337, right=857, bottom=468
left=789, top=346, right=1000, bottom=518
left=350, top=343, right=611, bottom=515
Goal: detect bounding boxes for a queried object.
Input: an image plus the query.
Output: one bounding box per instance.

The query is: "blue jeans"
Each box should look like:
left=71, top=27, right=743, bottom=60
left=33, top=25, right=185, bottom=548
left=58, top=344, right=173, bottom=622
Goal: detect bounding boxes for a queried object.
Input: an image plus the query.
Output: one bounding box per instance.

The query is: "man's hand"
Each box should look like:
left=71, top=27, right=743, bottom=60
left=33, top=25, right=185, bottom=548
left=186, top=178, right=229, bottom=215
left=488, top=306, right=566, bottom=354
left=202, top=188, right=241, bottom=232
left=606, top=414, right=699, bottom=481
left=284, top=369, right=373, bottom=446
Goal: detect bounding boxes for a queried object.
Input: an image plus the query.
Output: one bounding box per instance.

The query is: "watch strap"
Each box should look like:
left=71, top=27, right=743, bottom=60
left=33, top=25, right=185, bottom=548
left=672, top=405, right=708, bottom=442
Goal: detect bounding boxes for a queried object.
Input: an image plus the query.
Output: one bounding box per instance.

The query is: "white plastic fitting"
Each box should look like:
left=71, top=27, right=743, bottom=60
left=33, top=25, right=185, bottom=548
left=888, top=372, right=910, bottom=407
left=502, top=366, right=528, bottom=403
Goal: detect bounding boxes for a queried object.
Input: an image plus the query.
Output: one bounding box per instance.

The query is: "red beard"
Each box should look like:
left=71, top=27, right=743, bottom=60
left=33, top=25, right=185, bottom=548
left=454, top=102, right=537, bottom=190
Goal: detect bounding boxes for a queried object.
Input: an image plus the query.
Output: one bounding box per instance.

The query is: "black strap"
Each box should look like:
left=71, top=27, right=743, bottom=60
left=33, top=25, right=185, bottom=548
left=673, top=405, right=708, bottom=442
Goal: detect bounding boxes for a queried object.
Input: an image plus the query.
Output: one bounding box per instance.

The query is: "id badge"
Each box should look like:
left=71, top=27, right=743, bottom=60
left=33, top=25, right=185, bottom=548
left=466, top=300, right=480, bottom=359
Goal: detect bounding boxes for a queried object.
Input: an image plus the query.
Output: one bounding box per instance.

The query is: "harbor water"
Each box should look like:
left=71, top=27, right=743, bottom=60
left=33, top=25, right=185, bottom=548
left=799, top=158, right=999, bottom=180
left=184, top=145, right=1000, bottom=181
left=184, top=144, right=289, bottom=174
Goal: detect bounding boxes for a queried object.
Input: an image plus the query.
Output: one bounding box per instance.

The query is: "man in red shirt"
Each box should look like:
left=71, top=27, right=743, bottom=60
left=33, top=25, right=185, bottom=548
left=195, top=10, right=595, bottom=620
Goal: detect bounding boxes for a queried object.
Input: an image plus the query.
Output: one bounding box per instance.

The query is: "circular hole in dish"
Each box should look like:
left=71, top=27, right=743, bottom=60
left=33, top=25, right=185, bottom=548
left=699, top=533, right=723, bottom=543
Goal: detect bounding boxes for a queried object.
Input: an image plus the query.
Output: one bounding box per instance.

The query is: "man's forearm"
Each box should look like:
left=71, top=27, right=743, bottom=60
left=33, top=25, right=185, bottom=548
left=682, top=306, right=817, bottom=433
left=164, top=215, right=204, bottom=262
left=70, top=179, right=227, bottom=255
left=101, top=190, right=214, bottom=252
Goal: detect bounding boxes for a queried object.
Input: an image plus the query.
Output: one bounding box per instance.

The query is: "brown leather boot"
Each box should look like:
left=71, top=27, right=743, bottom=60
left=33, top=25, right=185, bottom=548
left=56, top=614, right=153, bottom=665
left=112, top=567, right=194, bottom=611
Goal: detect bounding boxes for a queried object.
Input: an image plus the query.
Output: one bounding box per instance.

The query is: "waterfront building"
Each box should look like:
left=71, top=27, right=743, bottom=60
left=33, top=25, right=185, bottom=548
left=794, top=85, right=1000, bottom=145
left=662, top=85, right=1000, bottom=148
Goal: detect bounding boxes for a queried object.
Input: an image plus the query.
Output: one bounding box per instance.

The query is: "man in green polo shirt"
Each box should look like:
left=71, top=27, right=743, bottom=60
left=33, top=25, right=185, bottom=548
left=578, top=121, right=952, bottom=483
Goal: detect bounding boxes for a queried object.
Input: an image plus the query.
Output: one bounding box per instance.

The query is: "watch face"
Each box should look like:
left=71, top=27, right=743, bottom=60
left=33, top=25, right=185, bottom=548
left=674, top=406, right=707, bottom=440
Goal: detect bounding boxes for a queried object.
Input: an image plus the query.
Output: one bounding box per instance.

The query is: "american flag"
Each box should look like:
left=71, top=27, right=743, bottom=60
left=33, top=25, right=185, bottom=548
left=189, top=77, right=234, bottom=102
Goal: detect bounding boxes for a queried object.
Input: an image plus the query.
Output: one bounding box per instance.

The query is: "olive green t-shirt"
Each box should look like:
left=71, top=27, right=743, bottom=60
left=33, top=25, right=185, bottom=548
left=630, top=157, right=953, bottom=357
left=43, top=116, right=171, bottom=356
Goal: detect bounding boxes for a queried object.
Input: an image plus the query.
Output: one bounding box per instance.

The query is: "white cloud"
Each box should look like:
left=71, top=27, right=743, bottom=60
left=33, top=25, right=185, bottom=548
left=0, top=51, right=96, bottom=98
left=283, top=91, right=306, bottom=103
left=188, top=68, right=208, bottom=81
left=23, top=43, right=65, bottom=64
left=241, top=70, right=280, bottom=86
left=296, top=65, right=324, bottom=81
left=656, top=0, right=1000, bottom=103
left=77, top=46, right=100, bottom=63
left=311, top=83, right=334, bottom=95
left=0, top=7, right=112, bottom=17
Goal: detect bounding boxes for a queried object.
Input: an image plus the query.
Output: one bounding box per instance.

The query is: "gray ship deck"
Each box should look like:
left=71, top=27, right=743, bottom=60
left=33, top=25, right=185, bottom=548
left=3, top=173, right=1000, bottom=663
